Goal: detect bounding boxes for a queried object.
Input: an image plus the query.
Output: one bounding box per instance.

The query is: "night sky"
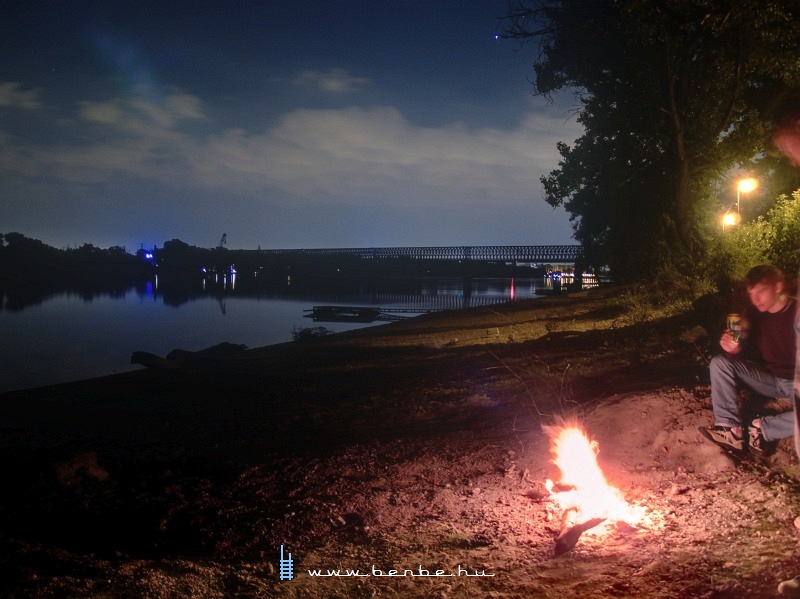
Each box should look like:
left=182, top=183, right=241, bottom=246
left=1, top=1, right=582, bottom=251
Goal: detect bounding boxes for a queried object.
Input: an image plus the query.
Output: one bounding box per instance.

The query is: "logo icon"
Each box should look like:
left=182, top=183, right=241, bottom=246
left=279, top=544, right=294, bottom=581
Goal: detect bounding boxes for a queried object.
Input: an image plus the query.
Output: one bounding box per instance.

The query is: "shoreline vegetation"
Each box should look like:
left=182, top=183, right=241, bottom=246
left=3, top=284, right=800, bottom=597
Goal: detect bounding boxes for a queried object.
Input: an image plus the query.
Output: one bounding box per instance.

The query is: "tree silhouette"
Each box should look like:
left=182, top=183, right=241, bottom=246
left=503, top=0, right=800, bottom=280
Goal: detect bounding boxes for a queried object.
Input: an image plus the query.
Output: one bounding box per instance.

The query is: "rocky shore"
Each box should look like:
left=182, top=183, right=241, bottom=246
left=2, top=285, right=800, bottom=598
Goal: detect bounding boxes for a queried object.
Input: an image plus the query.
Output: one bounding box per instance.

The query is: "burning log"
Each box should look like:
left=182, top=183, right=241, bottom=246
left=544, top=426, right=647, bottom=554
left=549, top=482, right=576, bottom=494
left=554, top=516, right=606, bottom=556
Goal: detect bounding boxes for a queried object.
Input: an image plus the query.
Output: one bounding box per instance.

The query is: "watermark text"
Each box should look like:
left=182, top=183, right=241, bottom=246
left=308, top=564, right=494, bottom=578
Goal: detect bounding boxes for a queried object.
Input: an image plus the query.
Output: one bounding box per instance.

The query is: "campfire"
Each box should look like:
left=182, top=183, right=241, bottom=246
left=545, top=426, right=647, bottom=555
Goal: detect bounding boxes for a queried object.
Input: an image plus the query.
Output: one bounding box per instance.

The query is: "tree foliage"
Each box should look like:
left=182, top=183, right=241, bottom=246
left=503, top=0, right=800, bottom=281
left=710, top=191, right=800, bottom=291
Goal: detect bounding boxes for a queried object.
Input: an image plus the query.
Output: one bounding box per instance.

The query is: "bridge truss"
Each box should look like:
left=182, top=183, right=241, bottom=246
left=257, top=245, right=583, bottom=264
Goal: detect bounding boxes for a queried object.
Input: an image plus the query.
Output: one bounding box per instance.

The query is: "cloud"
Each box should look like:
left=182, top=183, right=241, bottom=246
left=79, top=100, right=124, bottom=124
left=292, top=68, right=371, bottom=93
left=4, top=93, right=581, bottom=204
left=0, top=87, right=208, bottom=185
left=199, top=106, right=580, bottom=210
left=0, top=85, right=582, bottom=246
left=0, top=82, right=41, bottom=110
left=79, top=87, right=206, bottom=130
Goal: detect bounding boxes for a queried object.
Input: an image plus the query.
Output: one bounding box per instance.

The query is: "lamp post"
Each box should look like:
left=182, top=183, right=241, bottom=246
left=736, top=177, right=758, bottom=214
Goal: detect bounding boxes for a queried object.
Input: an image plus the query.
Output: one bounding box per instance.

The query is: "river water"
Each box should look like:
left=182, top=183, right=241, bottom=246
left=0, top=275, right=559, bottom=394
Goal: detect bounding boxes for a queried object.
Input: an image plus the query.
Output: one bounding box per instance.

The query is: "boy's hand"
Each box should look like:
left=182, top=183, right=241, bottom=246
left=719, top=331, right=741, bottom=354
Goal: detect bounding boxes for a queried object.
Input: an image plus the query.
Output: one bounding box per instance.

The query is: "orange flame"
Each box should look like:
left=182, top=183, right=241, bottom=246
left=546, top=427, right=645, bottom=531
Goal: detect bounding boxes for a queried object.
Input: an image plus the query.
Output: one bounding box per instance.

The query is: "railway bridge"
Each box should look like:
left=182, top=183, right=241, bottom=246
left=256, top=245, right=583, bottom=264
left=204, top=245, right=590, bottom=283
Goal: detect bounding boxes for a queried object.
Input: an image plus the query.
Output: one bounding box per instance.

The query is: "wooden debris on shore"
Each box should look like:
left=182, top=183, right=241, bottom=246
left=131, top=342, right=247, bottom=370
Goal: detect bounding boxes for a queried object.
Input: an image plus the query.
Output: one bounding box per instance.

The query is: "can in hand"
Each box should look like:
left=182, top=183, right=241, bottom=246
left=726, top=313, right=742, bottom=343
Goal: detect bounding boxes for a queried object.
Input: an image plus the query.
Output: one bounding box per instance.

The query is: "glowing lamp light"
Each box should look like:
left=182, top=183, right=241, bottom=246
left=737, top=177, right=758, bottom=194
left=736, top=177, right=758, bottom=213
left=721, top=212, right=740, bottom=230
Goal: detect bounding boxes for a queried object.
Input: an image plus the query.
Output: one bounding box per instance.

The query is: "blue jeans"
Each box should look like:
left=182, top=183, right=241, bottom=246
left=709, top=354, right=795, bottom=442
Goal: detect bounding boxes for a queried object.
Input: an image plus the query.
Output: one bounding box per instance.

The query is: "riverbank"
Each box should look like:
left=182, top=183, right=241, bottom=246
left=2, top=285, right=800, bottom=597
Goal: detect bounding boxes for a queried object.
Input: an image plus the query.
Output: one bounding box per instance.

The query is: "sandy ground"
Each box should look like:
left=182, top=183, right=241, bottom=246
left=2, top=286, right=800, bottom=598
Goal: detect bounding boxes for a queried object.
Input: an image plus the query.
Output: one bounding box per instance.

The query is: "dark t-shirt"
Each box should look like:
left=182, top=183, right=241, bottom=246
left=742, top=298, right=796, bottom=380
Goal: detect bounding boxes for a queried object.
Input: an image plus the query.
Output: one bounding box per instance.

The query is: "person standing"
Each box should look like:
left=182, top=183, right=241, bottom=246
left=768, top=90, right=800, bottom=597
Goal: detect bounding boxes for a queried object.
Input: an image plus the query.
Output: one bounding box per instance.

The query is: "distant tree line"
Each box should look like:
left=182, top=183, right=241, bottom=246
left=0, top=232, right=153, bottom=282
left=0, top=233, right=154, bottom=310
left=503, top=0, right=800, bottom=286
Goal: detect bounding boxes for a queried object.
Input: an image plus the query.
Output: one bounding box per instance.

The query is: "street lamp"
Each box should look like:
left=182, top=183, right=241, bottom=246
left=736, top=177, right=758, bottom=213
left=722, top=212, right=739, bottom=231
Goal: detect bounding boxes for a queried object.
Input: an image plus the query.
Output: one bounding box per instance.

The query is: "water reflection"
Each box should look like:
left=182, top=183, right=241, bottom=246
left=139, top=273, right=550, bottom=311
left=0, top=275, right=575, bottom=393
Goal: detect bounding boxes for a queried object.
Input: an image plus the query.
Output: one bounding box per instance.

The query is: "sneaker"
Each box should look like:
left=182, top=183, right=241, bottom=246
left=700, top=426, right=744, bottom=451
left=748, top=423, right=767, bottom=456
left=778, top=575, right=800, bottom=596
